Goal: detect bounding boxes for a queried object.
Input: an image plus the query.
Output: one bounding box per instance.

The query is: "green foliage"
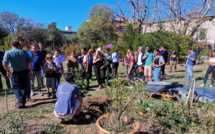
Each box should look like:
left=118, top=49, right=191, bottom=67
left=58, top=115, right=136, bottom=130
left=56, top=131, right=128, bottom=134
left=65, top=44, right=82, bottom=56
left=101, top=77, right=145, bottom=133
left=1, top=36, right=12, bottom=51
left=47, top=22, right=63, bottom=48
left=41, top=123, right=65, bottom=134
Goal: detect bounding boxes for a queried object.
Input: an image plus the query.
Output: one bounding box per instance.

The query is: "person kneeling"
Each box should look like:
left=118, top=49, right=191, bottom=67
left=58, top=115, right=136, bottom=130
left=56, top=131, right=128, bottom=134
left=54, top=73, right=83, bottom=123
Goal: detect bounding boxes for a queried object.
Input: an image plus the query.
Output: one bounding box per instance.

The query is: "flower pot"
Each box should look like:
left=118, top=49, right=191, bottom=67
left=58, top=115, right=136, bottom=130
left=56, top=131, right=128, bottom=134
left=96, top=114, right=140, bottom=134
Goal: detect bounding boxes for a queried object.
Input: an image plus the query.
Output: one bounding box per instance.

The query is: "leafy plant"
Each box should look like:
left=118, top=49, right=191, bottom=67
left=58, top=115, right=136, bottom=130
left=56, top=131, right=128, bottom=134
left=41, top=123, right=65, bottom=134
left=100, top=77, right=145, bottom=133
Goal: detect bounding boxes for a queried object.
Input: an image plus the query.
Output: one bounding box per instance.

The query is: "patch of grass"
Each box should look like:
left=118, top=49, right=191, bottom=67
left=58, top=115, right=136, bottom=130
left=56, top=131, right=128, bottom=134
left=41, top=123, right=67, bottom=134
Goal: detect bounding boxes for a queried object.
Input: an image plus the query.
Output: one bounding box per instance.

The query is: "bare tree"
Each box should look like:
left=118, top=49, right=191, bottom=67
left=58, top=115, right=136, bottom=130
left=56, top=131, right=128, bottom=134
left=117, top=0, right=159, bottom=34
left=161, top=0, right=215, bottom=36
left=0, top=11, right=20, bottom=35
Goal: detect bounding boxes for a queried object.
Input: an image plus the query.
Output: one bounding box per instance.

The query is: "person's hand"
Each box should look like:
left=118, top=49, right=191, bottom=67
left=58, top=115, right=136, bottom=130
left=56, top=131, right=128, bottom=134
left=186, top=56, right=189, bottom=59
left=7, top=72, right=12, bottom=78
left=156, top=65, right=159, bottom=67
left=100, top=66, right=104, bottom=70
left=128, top=70, right=130, bottom=75
left=97, top=58, right=101, bottom=61
left=86, top=69, right=88, bottom=73
left=28, top=71, right=32, bottom=77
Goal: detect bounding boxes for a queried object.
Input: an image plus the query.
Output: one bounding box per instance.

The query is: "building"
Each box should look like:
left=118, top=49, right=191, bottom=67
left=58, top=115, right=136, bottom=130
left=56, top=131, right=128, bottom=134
left=61, top=26, right=77, bottom=37
left=115, top=18, right=126, bottom=33
left=142, top=16, right=215, bottom=50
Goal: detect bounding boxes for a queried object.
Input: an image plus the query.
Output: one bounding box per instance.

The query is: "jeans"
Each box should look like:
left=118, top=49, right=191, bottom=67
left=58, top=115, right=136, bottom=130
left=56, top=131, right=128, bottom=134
left=125, top=65, right=130, bottom=77
left=83, top=65, right=92, bottom=88
left=153, top=67, right=161, bottom=82
left=55, top=73, right=62, bottom=90
left=106, top=65, right=111, bottom=83
left=0, top=66, right=11, bottom=90
left=129, top=68, right=136, bottom=86
left=136, top=65, right=145, bottom=81
left=205, top=65, right=215, bottom=85
left=112, top=62, right=119, bottom=78
left=11, top=70, right=28, bottom=105
left=186, top=64, right=193, bottom=81
left=30, top=70, right=42, bottom=93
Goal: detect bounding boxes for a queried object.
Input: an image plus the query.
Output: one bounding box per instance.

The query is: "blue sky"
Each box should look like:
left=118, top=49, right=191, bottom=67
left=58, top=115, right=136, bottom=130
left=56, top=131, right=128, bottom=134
left=0, top=0, right=117, bottom=31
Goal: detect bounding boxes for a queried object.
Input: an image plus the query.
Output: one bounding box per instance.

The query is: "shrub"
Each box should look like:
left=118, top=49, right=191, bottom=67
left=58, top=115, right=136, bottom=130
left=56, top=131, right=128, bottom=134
left=64, top=43, right=82, bottom=56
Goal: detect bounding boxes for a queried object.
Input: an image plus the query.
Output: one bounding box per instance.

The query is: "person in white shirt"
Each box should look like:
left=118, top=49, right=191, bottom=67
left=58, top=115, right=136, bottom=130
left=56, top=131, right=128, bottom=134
left=53, top=50, right=64, bottom=91
left=136, top=46, right=145, bottom=81
left=112, top=48, right=119, bottom=78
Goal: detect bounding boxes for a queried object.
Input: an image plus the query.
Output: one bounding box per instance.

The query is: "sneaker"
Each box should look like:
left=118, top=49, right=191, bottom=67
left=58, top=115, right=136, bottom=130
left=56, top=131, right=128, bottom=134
left=200, top=84, right=204, bottom=87
left=39, top=92, right=44, bottom=96
left=27, top=99, right=35, bottom=103
left=30, top=91, right=34, bottom=96
left=210, top=85, right=213, bottom=88
left=15, top=103, right=25, bottom=108
left=169, top=71, right=172, bottom=73
left=99, top=85, right=102, bottom=89
left=47, top=93, right=50, bottom=98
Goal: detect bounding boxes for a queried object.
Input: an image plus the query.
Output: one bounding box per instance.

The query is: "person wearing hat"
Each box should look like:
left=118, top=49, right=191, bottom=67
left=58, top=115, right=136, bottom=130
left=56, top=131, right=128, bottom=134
left=112, top=48, right=119, bottom=78
left=93, top=47, right=106, bottom=89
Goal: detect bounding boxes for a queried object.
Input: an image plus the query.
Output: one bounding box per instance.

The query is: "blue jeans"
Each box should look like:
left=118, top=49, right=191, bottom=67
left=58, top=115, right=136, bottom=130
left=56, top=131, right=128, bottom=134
left=186, top=64, right=193, bottom=81
left=11, top=70, right=28, bottom=105
left=153, top=67, right=161, bottom=81
left=55, top=73, right=62, bottom=90
left=136, top=65, right=145, bottom=81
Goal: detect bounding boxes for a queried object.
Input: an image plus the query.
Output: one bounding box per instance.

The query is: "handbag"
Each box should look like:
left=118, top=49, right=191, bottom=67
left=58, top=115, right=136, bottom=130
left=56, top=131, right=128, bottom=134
left=138, top=66, right=144, bottom=73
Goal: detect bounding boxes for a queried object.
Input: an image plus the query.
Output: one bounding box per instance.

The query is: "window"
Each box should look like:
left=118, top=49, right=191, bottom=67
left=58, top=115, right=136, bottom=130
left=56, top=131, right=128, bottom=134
left=199, top=29, right=207, bottom=41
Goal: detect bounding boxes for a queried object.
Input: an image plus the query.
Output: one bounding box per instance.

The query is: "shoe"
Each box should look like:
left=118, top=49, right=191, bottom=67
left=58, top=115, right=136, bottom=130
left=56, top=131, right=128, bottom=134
left=99, top=86, right=102, bottom=89
left=169, top=71, right=172, bottom=73
left=41, top=85, right=46, bottom=88
left=30, top=91, right=34, bottom=96
left=27, top=99, right=35, bottom=103
left=200, top=84, right=204, bottom=87
left=39, top=92, right=44, bottom=96
left=15, top=103, right=25, bottom=108
left=210, top=85, right=213, bottom=88
left=47, top=93, right=50, bottom=98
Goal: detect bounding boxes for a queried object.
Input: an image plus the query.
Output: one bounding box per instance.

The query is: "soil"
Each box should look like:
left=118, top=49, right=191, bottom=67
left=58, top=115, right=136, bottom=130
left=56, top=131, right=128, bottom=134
left=23, top=118, right=46, bottom=134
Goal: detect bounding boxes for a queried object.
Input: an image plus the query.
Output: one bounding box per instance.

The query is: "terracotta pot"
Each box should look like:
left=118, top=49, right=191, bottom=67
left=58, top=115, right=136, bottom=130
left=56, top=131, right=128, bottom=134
left=96, top=114, right=140, bottom=134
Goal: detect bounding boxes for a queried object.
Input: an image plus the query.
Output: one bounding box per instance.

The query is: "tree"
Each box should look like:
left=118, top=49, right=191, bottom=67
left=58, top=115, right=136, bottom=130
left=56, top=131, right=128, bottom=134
left=89, top=4, right=115, bottom=23
left=0, top=11, right=20, bottom=35
left=160, top=0, right=215, bottom=36
left=47, top=22, right=63, bottom=49
left=0, top=23, right=9, bottom=40
left=117, top=0, right=159, bottom=34
left=66, top=33, right=79, bottom=44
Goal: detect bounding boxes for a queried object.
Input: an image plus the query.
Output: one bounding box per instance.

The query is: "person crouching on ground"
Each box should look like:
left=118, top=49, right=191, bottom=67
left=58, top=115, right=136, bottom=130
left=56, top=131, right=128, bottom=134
left=152, top=49, right=165, bottom=81
left=54, top=73, right=83, bottom=124
left=44, top=54, right=56, bottom=98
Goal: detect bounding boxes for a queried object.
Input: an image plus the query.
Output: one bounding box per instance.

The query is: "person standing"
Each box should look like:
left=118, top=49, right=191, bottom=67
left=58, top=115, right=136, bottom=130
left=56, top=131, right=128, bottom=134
left=160, top=45, right=168, bottom=75
left=66, top=50, right=79, bottom=72
left=0, top=50, right=11, bottom=91
left=77, top=52, right=83, bottom=68
left=136, top=46, right=145, bottom=81
left=28, top=44, right=45, bottom=96
left=142, top=45, right=155, bottom=81
left=152, top=49, right=165, bottom=81
left=44, top=54, right=56, bottom=98
left=186, top=48, right=196, bottom=82
left=200, top=50, right=215, bottom=88
left=53, top=50, right=64, bottom=91
left=112, top=48, right=119, bottom=78
left=128, top=51, right=136, bottom=89
left=93, top=48, right=106, bottom=89
left=124, top=50, right=131, bottom=79
left=3, top=39, right=33, bottom=108
left=169, top=50, right=179, bottom=72
left=38, top=43, right=47, bottom=88
left=105, top=48, right=112, bottom=84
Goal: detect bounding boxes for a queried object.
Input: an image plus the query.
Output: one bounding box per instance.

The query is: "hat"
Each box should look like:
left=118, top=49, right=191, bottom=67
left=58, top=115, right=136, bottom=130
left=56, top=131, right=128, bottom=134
left=96, top=47, right=103, bottom=55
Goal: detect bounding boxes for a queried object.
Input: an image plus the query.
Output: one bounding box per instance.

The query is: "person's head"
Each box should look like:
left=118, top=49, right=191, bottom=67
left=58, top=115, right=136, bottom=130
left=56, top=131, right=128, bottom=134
left=161, top=45, right=166, bottom=50
left=38, top=43, right=43, bottom=50
left=64, top=73, right=75, bottom=83
left=18, top=41, right=23, bottom=49
left=96, top=47, right=103, bottom=55
left=70, top=50, right=76, bottom=57
left=88, top=49, right=93, bottom=55
left=187, top=47, right=192, bottom=54
left=106, top=48, right=110, bottom=54
left=54, top=49, right=61, bottom=57
left=173, top=49, right=176, bottom=53
left=10, top=39, right=20, bottom=48
left=115, top=48, right=119, bottom=53
left=134, top=51, right=138, bottom=57
left=127, top=49, right=131, bottom=55
left=212, top=50, right=215, bottom=57
left=146, top=45, right=153, bottom=52
left=129, top=51, right=134, bottom=57
left=139, top=46, right=143, bottom=52
left=31, top=44, right=38, bottom=53
left=154, top=48, right=161, bottom=56
left=45, top=53, right=53, bottom=63
left=81, top=48, right=86, bottom=54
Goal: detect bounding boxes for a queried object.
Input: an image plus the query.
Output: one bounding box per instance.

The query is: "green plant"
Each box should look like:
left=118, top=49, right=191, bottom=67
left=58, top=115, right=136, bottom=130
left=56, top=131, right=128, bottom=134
left=41, top=123, right=65, bottom=134
left=100, top=77, right=145, bottom=133
left=64, top=43, right=82, bottom=56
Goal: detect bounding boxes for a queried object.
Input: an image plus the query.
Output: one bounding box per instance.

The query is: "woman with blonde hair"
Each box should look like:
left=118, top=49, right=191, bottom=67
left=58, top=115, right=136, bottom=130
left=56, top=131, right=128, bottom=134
left=124, top=49, right=131, bottom=78
left=44, top=53, right=57, bottom=98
